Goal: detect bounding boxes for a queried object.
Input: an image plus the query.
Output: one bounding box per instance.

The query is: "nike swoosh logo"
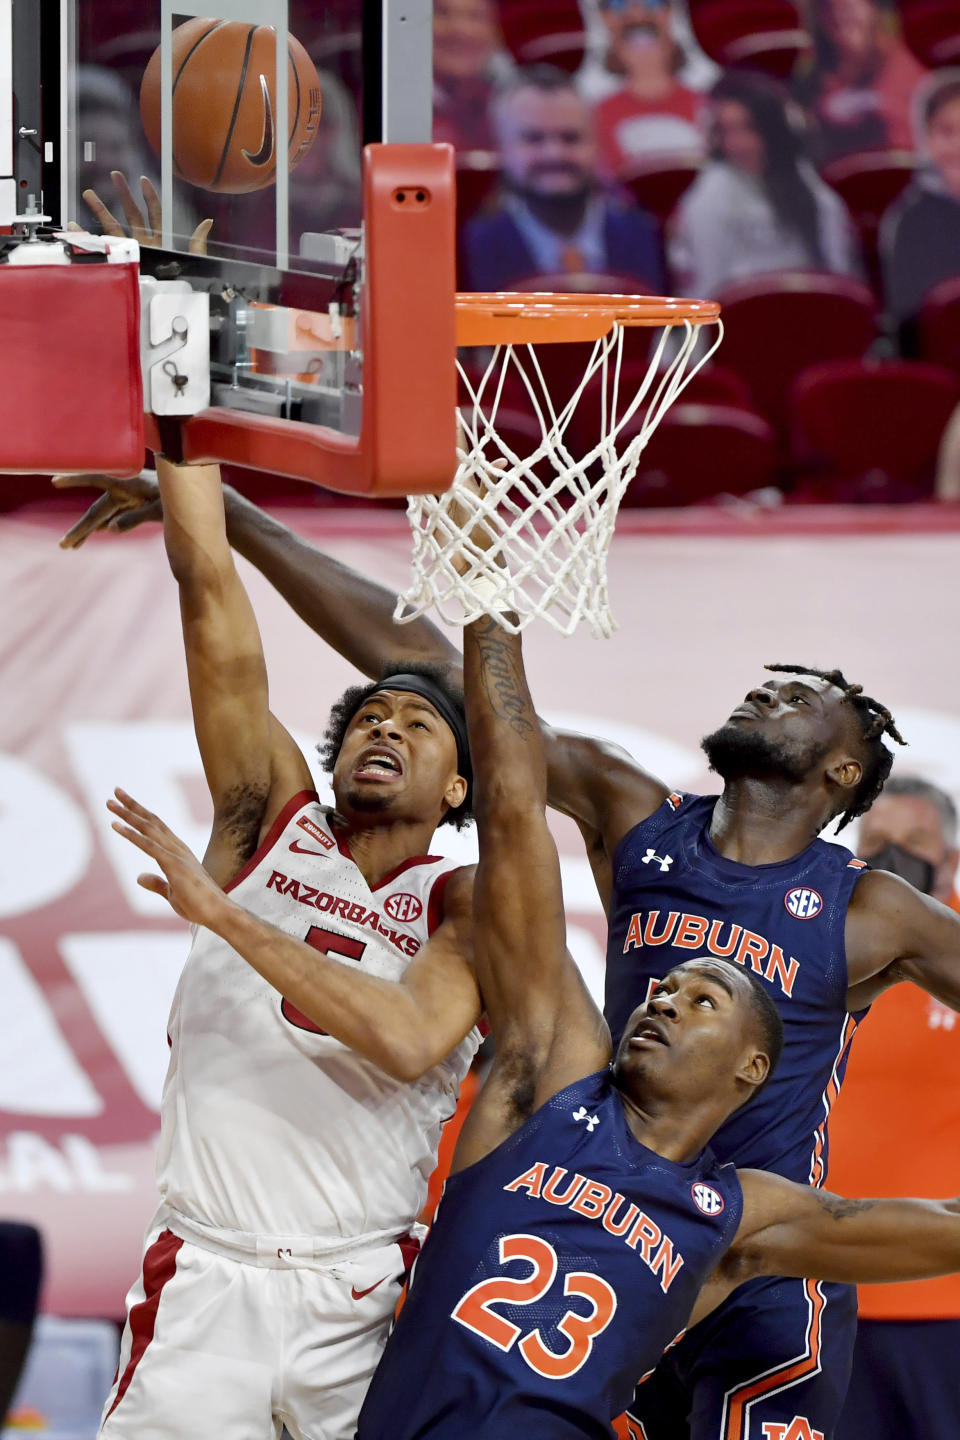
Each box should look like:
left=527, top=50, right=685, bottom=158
left=351, top=1277, right=387, bottom=1302
left=289, top=840, right=329, bottom=856
left=242, top=74, right=275, bottom=166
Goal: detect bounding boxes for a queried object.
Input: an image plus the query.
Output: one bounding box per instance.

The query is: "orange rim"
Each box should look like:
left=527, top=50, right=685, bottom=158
left=455, top=291, right=721, bottom=347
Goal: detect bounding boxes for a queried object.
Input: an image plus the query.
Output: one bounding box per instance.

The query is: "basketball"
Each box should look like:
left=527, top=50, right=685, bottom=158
left=139, top=18, right=322, bottom=195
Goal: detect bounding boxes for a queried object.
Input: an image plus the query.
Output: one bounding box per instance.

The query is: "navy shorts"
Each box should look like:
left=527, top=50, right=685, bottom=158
left=836, top=1317, right=960, bottom=1440
left=626, top=1275, right=857, bottom=1440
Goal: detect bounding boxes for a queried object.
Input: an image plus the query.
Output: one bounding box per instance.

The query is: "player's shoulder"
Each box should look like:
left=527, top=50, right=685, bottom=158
left=437, top=863, right=476, bottom=920
left=845, top=863, right=924, bottom=918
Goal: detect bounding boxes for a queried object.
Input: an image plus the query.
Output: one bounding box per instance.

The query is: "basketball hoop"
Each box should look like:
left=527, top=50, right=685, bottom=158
left=396, top=291, right=723, bottom=638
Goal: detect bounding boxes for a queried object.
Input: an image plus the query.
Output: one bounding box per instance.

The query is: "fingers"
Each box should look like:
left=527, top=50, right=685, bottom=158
left=58, top=492, right=124, bottom=550
left=111, top=171, right=150, bottom=243
left=81, top=187, right=125, bottom=238
left=137, top=873, right=171, bottom=899
left=140, top=175, right=162, bottom=238
left=189, top=218, right=214, bottom=257
left=54, top=471, right=162, bottom=547
left=52, top=473, right=112, bottom=491
left=112, top=500, right=163, bottom=532
left=108, top=788, right=185, bottom=857
left=111, top=786, right=160, bottom=826
left=110, top=818, right=159, bottom=860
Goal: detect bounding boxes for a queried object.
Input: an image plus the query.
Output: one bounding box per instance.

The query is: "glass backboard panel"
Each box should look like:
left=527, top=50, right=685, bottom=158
left=71, top=0, right=364, bottom=272
left=24, top=0, right=436, bottom=448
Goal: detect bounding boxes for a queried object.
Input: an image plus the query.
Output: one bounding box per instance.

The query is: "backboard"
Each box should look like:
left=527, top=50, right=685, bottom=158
left=5, top=0, right=458, bottom=495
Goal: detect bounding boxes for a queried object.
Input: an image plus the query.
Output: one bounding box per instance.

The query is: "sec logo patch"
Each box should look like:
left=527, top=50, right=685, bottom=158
left=691, top=1182, right=725, bottom=1216
left=384, top=892, right=423, bottom=923
left=784, top=886, right=823, bottom=920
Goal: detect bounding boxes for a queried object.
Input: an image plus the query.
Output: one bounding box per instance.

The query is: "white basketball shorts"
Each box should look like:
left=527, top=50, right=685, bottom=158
left=99, top=1217, right=418, bottom=1440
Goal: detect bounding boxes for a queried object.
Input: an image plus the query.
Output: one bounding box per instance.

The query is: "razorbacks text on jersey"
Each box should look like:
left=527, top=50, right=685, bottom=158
left=356, top=1070, right=742, bottom=1440
left=605, top=793, right=868, bottom=1185
left=156, top=790, right=482, bottom=1245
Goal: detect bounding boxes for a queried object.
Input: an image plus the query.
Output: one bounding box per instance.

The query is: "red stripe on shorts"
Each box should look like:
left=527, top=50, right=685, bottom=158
left=104, top=1229, right=183, bottom=1422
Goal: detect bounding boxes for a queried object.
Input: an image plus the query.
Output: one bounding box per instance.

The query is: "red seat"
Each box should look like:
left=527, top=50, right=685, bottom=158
left=713, top=272, right=879, bottom=435
left=789, top=359, right=960, bottom=501
left=900, top=0, right=960, bottom=68
left=918, top=278, right=960, bottom=376
left=689, top=0, right=812, bottom=77
left=621, top=404, right=780, bottom=506
left=569, top=360, right=753, bottom=457
left=820, top=150, right=916, bottom=291
left=497, top=1, right=587, bottom=73
left=619, top=158, right=701, bottom=223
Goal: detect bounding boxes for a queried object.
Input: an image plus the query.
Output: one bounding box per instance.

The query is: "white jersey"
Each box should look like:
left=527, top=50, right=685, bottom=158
left=156, top=792, right=480, bottom=1246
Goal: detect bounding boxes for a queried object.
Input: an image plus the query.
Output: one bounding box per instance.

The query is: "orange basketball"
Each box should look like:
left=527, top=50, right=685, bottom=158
left=140, top=18, right=322, bottom=194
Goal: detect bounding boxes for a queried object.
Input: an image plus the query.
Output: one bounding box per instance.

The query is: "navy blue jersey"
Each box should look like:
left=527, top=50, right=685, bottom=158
left=605, top=793, right=868, bottom=1185
left=357, top=1070, right=742, bottom=1440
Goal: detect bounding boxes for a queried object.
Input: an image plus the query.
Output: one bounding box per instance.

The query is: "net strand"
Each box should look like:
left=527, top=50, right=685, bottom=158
left=397, top=316, right=723, bottom=637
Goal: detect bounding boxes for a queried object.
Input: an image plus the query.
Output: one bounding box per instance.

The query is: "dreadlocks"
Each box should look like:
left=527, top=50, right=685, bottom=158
left=765, top=664, right=906, bottom=830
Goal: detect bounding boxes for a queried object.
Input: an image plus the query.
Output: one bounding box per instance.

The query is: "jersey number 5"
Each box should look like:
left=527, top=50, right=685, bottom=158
left=451, top=1232, right=617, bottom=1380
left=280, top=927, right=366, bottom=1035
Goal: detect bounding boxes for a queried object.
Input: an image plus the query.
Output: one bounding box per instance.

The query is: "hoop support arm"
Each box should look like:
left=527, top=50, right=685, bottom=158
left=145, top=143, right=460, bottom=497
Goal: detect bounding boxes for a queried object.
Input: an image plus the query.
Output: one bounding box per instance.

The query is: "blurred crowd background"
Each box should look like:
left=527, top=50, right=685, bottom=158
left=438, top=0, right=960, bottom=508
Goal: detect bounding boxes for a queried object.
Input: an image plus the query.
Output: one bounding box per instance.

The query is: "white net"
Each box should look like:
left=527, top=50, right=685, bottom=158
left=395, top=314, right=722, bottom=638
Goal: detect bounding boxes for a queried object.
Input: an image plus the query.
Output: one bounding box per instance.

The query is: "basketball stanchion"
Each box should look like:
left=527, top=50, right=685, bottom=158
left=396, top=292, right=723, bottom=639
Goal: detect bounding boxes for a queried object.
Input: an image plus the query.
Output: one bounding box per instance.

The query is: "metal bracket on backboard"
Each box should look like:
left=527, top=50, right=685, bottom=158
left=140, top=278, right=210, bottom=415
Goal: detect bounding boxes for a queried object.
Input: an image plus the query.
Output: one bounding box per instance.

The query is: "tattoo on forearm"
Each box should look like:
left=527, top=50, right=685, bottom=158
left=473, top=618, right=534, bottom=739
left=815, top=1192, right=881, bottom=1222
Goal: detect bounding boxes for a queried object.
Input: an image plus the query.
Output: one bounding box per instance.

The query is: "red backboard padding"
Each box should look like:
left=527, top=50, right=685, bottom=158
left=0, top=262, right=144, bottom=476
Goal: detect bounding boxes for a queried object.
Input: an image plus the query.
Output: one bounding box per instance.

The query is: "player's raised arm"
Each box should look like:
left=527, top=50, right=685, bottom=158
left=56, top=471, right=665, bottom=857
left=56, top=470, right=462, bottom=678
left=453, top=613, right=610, bottom=1167
left=108, top=786, right=481, bottom=1081
left=706, top=1168, right=960, bottom=1307
left=846, top=866, right=960, bottom=1011
left=154, top=458, right=311, bottom=884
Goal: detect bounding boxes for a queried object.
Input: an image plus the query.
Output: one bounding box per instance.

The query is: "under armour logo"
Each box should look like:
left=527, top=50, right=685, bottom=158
left=641, top=848, right=673, bottom=873
left=573, top=1106, right=599, bottom=1132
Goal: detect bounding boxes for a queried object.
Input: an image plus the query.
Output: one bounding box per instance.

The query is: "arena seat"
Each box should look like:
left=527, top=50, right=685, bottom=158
left=688, top=0, right=811, bottom=77
left=712, top=272, right=879, bottom=436
left=620, top=404, right=780, bottom=507
left=497, top=1, right=587, bottom=73
left=568, top=362, right=753, bottom=459
left=820, top=150, right=916, bottom=292
left=789, top=358, right=960, bottom=502
left=618, top=157, right=701, bottom=223
left=917, top=278, right=960, bottom=376
left=899, top=0, right=960, bottom=68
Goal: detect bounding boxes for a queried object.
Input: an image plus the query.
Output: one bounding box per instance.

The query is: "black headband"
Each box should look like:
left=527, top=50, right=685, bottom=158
left=366, top=674, right=472, bottom=784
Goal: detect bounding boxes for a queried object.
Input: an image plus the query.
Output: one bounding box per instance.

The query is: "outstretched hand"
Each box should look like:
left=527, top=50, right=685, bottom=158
left=446, top=459, right=506, bottom=578
left=70, top=171, right=213, bottom=255
left=53, top=471, right=162, bottom=549
left=107, top=787, right=232, bottom=930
